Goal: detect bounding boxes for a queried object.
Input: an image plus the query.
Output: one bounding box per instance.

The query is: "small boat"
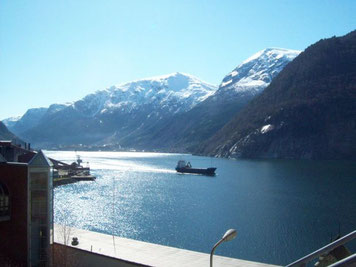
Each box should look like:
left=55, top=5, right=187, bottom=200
left=175, top=160, right=216, bottom=176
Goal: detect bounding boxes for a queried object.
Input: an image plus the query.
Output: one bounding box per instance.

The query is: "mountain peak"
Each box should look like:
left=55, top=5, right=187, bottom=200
left=219, top=47, right=301, bottom=94
left=71, top=72, right=217, bottom=118
left=109, top=72, right=216, bottom=95
left=115, top=72, right=213, bottom=88
left=241, top=47, right=301, bottom=65
left=198, top=30, right=356, bottom=160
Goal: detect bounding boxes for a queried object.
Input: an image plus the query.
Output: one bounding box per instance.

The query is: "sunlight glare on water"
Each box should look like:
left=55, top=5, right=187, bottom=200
left=46, top=150, right=356, bottom=265
left=46, top=150, right=177, bottom=172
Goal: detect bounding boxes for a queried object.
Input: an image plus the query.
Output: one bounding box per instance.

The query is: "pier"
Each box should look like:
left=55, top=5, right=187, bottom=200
left=53, top=175, right=96, bottom=187
left=52, top=154, right=96, bottom=187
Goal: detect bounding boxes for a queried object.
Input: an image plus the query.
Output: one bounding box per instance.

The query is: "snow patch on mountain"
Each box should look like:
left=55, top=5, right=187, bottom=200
left=2, top=116, right=21, bottom=124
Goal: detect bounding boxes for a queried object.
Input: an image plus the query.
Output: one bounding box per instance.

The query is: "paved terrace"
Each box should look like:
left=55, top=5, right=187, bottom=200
left=54, top=224, right=280, bottom=267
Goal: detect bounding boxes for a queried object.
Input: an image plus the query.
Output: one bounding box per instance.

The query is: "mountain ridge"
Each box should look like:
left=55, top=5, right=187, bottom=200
left=15, top=72, right=217, bottom=148
left=4, top=49, right=300, bottom=151
left=115, top=48, right=300, bottom=151
left=195, top=31, right=356, bottom=159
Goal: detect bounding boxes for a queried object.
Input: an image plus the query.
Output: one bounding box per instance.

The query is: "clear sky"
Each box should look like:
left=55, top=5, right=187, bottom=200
left=0, top=0, right=355, bottom=119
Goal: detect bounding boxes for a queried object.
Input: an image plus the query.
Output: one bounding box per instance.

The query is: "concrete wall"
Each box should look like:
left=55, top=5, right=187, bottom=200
left=53, top=243, right=148, bottom=267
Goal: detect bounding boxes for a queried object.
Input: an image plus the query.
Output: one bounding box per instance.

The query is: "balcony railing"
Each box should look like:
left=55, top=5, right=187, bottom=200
left=286, top=230, right=356, bottom=267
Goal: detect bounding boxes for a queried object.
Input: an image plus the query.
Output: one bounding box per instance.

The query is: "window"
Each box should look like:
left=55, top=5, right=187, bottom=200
left=0, top=182, right=10, bottom=221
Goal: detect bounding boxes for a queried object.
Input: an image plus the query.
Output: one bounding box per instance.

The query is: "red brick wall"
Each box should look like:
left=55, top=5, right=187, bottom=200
left=0, top=163, right=28, bottom=266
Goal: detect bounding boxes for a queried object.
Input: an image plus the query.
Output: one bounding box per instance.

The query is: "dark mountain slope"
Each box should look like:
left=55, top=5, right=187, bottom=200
left=10, top=107, right=48, bottom=134
left=118, top=91, right=253, bottom=151
left=0, top=121, right=24, bottom=145
left=0, top=121, right=16, bottom=140
left=196, top=31, right=356, bottom=160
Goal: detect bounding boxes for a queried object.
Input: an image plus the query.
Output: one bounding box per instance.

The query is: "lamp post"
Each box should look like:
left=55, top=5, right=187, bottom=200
left=210, top=229, right=237, bottom=267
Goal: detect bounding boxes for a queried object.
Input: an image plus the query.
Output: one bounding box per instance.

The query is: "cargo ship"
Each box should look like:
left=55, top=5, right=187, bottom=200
left=175, top=160, right=216, bottom=176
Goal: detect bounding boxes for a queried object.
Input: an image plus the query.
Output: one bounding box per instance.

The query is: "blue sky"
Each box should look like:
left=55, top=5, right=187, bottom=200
left=0, top=0, right=355, bottom=119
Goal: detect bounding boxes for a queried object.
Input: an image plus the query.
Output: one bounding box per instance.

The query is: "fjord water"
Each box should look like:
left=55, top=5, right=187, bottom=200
left=47, top=151, right=356, bottom=265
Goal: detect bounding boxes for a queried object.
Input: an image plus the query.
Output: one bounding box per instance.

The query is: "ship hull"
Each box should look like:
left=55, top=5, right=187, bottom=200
left=176, top=167, right=216, bottom=176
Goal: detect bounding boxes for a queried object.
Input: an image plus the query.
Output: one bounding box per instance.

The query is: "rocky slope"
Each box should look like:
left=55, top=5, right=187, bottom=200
left=196, top=31, right=356, bottom=160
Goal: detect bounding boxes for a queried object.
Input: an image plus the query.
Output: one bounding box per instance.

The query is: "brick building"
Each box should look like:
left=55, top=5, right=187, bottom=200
left=0, top=147, right=53, bottom=266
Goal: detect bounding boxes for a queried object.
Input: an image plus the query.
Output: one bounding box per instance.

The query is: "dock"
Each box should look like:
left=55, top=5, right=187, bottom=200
left=52, top=154, right=96, bottom=187
left=54, top=224, right=280, bottom=267
left=53, top=175, right=96, bottom=187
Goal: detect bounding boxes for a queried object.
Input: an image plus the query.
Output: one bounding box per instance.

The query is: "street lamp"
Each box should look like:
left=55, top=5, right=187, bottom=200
left=210, top=229, right=237, bottom=267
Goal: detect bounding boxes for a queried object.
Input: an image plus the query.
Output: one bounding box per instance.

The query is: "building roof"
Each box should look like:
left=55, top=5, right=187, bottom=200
left=18, top=152, right=36, bottom=163
left=28, top=150, right=53, bottom=167
left=0, top=141, right=12, bottom=147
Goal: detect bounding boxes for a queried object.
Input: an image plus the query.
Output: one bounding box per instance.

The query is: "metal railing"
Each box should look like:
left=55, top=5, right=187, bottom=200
left=286, top=230, right=356, bottom=267
left=328, top=253, right=356, bottom=266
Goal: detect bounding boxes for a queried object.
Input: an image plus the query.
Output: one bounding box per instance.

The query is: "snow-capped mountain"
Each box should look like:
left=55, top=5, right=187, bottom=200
left=17, top=72, right=217, bottom=148
left=196, top=31, right=356, bottom=160
left=117, top=48, right=301, bottom=151
left=7, top=48, right=299, bottom=151
left=73, top=72, right=216, bottom=117
left=218, top=48, right=301, bottom=95
left=2, top=116, right=21, bottom=129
